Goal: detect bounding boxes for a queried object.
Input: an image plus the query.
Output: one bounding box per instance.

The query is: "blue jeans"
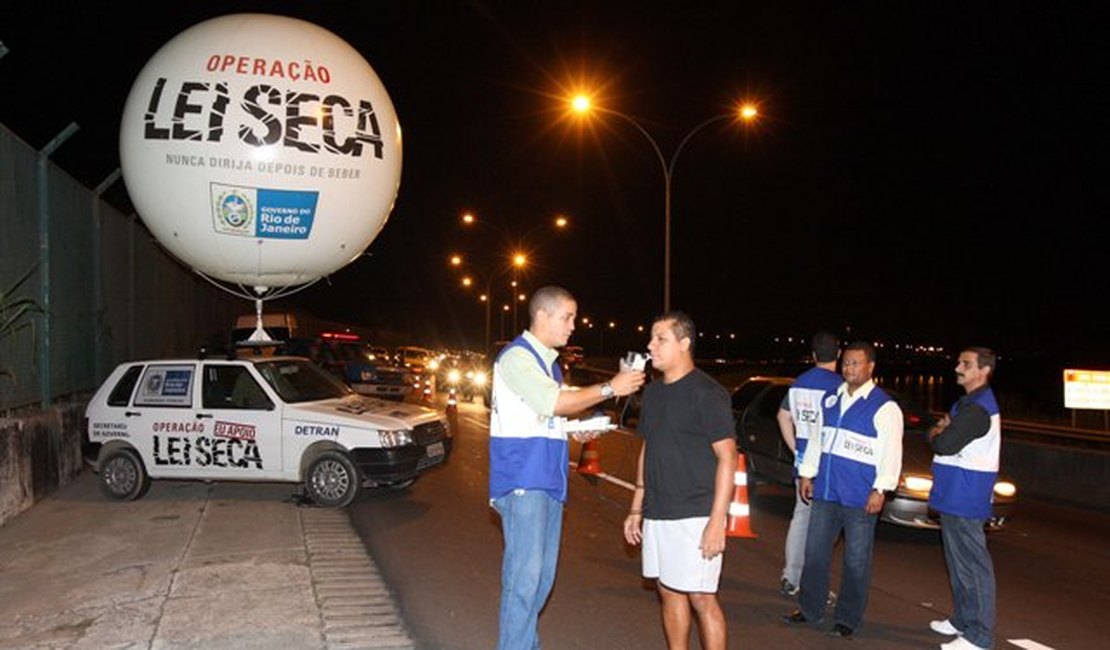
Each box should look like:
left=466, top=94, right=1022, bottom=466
left=782, top=479, right=811, bottom=586
left=940, top=513, right=995, bottom=648
left=491, top=489, right=564, bottom=650
left=798, top=498, right=878, bottom=631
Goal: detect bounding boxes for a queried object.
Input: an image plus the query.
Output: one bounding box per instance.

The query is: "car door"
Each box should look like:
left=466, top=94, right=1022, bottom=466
left=193, top=363, right=284, bottom=479
left=732, top=380, right=771, bottom=456
left=126, top=363, right=201, bottom=478
left=751, top=383, right=794, bottom=485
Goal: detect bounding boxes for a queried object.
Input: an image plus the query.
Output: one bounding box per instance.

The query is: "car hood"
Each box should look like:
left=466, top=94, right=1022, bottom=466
left=286, top=395, right=443, bottom=429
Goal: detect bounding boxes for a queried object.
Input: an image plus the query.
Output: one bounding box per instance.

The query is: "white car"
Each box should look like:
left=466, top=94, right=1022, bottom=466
left=84, top=355, right=452, bottom=507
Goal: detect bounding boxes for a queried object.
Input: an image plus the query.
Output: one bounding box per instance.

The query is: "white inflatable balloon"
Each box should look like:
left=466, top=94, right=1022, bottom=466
left=120, top=13, right=402, bottom=288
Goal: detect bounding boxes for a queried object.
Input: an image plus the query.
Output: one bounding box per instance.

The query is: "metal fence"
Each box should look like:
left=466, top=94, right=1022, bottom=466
left=1, top=123, right=243, bottom=414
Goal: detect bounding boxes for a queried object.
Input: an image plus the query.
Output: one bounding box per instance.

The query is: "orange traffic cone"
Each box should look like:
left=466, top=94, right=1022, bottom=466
left=726, top=453, right=757, bottom=538
left=576, top=439, right=602, bottom=476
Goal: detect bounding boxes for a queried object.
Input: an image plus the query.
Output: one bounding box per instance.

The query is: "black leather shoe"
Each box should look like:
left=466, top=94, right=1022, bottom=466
left=781, top=610, right=808, bottom=625
left=827, top=623, right=854, bottom=638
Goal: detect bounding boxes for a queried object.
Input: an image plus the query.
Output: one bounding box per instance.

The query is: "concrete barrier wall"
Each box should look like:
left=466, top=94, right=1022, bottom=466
left=0, top=401, right=86, bottom=527
left=1001, top=439, right=1110, bottom=513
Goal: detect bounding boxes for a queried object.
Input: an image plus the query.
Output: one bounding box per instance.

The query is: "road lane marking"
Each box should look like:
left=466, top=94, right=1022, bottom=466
left=1008, top=640, right=1055, bottom=650
left=568, top=463, right=635, bottom=491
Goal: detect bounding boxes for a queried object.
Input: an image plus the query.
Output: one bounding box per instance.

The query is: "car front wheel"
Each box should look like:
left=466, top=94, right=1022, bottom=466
left=305, top=451, right=361, bottom=507
left=98, top=448, right=150, bottom=501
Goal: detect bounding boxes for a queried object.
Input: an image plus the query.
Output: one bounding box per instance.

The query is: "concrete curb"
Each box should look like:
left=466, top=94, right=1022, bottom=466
left=302, top=509, right=414, bottom=649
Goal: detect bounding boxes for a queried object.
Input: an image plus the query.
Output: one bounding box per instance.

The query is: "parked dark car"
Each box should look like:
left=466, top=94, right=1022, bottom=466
left=279, top=335, right=411, bottom=401
left=730, top=376, right=1017, bottom=530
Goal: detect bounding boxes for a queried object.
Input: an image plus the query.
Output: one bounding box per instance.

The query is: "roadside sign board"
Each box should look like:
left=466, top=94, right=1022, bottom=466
left=1063, top=369, right=1110, bottom=410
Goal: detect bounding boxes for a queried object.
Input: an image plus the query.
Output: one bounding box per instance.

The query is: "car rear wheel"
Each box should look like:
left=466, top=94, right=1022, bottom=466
left=98, top=448, right=150, bottom=501
left=305, top=451, right=361, bottom=507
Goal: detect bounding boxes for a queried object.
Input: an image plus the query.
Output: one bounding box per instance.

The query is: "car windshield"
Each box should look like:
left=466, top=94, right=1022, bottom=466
left=254, top=358, right=352, bottom=403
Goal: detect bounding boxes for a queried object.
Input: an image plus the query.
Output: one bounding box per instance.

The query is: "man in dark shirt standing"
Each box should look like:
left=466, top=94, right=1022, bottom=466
left=624, top=311, right=737, bottom=650
left=927, top=347, right=1002, bottom=650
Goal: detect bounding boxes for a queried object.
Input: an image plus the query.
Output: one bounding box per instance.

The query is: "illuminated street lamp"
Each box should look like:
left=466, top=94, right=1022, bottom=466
left=481, top=253, right=527, bottom=349
left=457, top=211, right=568, bottom=349
left=499, top=303, right=511, bottom=340
left=570, top=94, right=759, bottom=312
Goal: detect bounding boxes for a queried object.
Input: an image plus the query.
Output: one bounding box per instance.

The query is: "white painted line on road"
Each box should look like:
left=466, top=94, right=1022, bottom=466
left=568, top=463, right=636, bottom=491
left=1008, top=640, right=1055, bottom=650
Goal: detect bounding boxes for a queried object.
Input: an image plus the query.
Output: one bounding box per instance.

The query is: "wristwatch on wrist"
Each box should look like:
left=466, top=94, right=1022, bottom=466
left=600, top=382, right=614, bottom=398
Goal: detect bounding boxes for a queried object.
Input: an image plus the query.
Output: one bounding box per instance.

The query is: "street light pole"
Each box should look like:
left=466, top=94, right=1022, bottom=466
left=605, top=112, right=736, bottom=313
left=570, top=97, right=758, bottom=313
left=483, top=260, right=524, bottom=351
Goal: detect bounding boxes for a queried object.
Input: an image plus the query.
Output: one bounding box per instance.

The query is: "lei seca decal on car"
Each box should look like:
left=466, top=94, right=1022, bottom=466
left=152, top=435, right=263, bottom=469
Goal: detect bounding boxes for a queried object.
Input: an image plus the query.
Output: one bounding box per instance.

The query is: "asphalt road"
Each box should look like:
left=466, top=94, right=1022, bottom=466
left=349, top=399, right=1110, bottom=650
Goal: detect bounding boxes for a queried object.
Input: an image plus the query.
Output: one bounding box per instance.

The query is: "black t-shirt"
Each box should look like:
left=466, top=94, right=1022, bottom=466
left=639, top=368, right=736, bottom=519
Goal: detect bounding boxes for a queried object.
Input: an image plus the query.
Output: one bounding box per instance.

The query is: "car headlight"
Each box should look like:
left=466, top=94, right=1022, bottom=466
left=901, top=474, right=933, bottom=493
left=447, top=369, right=461, bottom=384
left=428, top=359, right=440, bottom=371
left=993, top=481, right=1017, bottom=498
left=360, top=370, right=377, bottom=381
left=472, top=371, right=487, bottom=387
left=379, top=429, right=414, bottom=447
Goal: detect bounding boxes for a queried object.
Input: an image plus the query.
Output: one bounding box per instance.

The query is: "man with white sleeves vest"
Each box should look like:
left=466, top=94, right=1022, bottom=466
left=489, top=285, right=645, bottom=650
left=783, top=340, right=903, bottom=638
left=927, top=347, right=1001, bottom=650
left=776, top=331, right=842, bottom=598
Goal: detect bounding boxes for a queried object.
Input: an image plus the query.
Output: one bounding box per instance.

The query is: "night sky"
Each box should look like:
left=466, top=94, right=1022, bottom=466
left=1, top=2, right=1105, bottom=361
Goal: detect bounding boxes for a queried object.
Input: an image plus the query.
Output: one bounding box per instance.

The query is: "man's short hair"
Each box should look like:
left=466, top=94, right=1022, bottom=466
left=811, top=331, right=840, bottom=363
left=653, top=311, right=697, bottom=353
left=964, top=346, right=997, bottom=374
left=529, top=286, right=575, bottom=322
left=844, top=340, right=876, bottom=362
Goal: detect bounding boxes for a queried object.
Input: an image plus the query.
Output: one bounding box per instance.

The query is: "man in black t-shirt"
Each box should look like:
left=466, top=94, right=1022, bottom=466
left=624, top=311, right=737, bottom=650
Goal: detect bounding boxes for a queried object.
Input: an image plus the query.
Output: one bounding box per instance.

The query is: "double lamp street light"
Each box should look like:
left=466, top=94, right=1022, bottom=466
left=569, top=94, right=760, bottom=313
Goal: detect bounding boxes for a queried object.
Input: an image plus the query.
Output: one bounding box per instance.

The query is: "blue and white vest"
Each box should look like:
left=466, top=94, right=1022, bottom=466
left=788, top=367, right=843, bottom=473
left=814, top=386, right=893, bottom=508
left=929, top=387, right=1001, bottom=520
left=488, top=335, right=569, bottom=502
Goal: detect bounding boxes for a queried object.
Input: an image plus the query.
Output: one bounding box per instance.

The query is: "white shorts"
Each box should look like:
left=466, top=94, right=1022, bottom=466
left=642, top=516, right=723, bottom=593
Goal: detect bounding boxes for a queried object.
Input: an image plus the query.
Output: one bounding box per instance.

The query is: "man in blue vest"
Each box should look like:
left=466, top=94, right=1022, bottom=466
left=783, top=340, right=903, bottom=638
left=776, top=331, right=842, bottom=598
left=489, top=285, right=646, bottom=650
left=927, top=347, right=1000, bottom=650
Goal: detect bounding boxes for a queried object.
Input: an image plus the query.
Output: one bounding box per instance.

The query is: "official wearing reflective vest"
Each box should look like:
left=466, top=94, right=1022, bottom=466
left=930, top=387, right=1000, bottom=520
left=812, top=383, right=896, bottom=508
left=926, top=347, right=1001, bottom=650
left=489, top=333, right=568, bottom=502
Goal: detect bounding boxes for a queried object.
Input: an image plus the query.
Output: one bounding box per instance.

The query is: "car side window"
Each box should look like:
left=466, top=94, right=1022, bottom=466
left=134, top=365, right=195, bottom=407
left=107, top=365, right=144, bottom=406
left=759, top=385, right=791, bottom=420
left=731, top=381, right=768, bottom=411
left=203, top=365, right=273, bottom=410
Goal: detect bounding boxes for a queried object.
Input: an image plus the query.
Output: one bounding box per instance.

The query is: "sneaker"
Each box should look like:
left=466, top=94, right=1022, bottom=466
left=940, top=636, right=987, bottom=650
left=780, top=578, right=799, bottom=598
left=929, top=619, right=962, bottom=636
